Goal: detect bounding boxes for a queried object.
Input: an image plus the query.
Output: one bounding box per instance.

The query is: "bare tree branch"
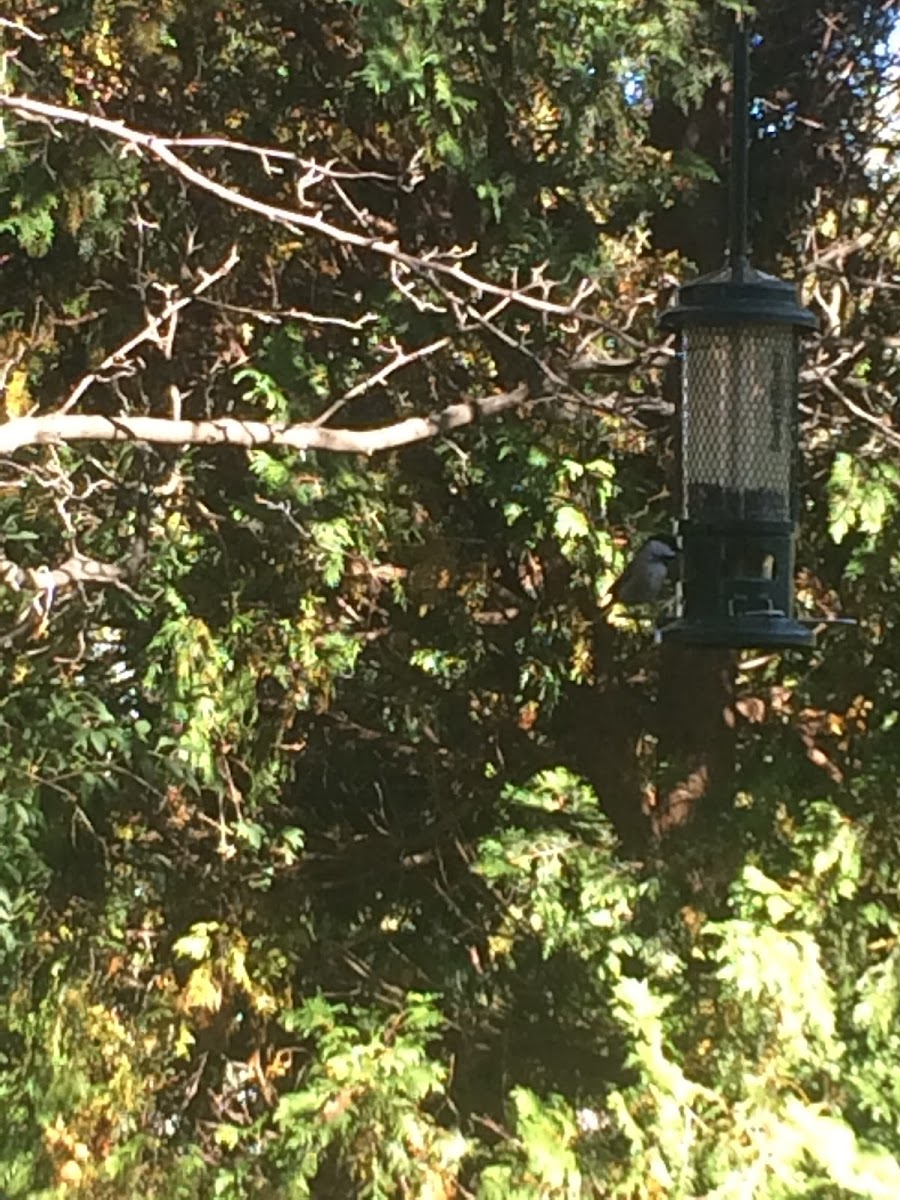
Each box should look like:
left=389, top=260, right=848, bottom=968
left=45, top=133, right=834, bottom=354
left=808, top=366, right=900, bottom=451
left=313, top=336, right=452, bottom=427
left=57, top=246, right=241, bottom=414
left=199, top=299, right=379, bottom=331
left=0, top=94, right=597, bottom=322
left=0, top=553, right=124, bottom=594
left=0, top=17, right=44, bottom=40
left=0, top=552, right=130, bottom=647
left=0, top=385, right=531, bottom=458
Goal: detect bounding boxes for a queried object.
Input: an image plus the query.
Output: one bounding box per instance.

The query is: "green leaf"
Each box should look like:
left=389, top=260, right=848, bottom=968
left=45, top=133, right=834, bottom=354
left=553, top=504, right=590, bottom=542
left=173, top=923, right=219, bottom=961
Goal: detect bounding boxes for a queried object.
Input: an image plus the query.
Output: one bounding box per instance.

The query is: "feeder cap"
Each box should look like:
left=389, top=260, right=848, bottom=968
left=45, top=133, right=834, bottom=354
left=659, top=259, right=818, bottom=332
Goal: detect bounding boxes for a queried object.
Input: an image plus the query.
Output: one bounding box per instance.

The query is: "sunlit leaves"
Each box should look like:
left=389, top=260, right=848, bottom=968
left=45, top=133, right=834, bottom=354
left=173, top=922, right=220, bottom=963
left=779, top=1099, right=900, bottom=1198
left=234, top=366, right=291, bottom=420
left=308, top=517, right=354, bottom=587
left=475, top=769, right=637, bottom=962
left=409, top=646, right=468, bottom=685
left=828, top=452, right=900, bottom=546
left=480, top=1088, right=582, bottom=1199
left=144, top=615, right=233, bottom=783
left=180, top=962, right=223, bottom=1015
left=553, top=503, right=591, bottom=547
left=0, top=192, right=58, bottom=258
left=274, top=993, right=462, bottom=1198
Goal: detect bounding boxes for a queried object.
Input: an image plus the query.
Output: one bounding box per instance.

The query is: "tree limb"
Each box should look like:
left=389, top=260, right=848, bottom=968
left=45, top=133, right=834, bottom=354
left=0, top=94, right=596, bottom=322
left=0, top=386, right=531, bottom=458
left=0, top=553, right=124, bottom=594
left=0, top=552, right=129, bottom=648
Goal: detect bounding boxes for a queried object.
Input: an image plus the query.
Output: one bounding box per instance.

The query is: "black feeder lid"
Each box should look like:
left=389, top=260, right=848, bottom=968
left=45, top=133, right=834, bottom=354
left=659, top=260, right=818, bottom=333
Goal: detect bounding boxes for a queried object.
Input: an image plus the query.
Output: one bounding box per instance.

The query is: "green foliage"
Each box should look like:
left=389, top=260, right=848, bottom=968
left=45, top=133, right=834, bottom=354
left=1, top=0, right=899, bottom=1196
left=467, top=778, right=900, bottom=1196
left=0, top=190, right=58, bottom=257
left=479, top=1088, right=582, bottom=1198
left=273, top=993, right=466, bottom=1198
left=828, top=452, right=900, bottom=551
left=476, top=768, right=636, bottom=962
left=593, top=802, right=900, bottom=1198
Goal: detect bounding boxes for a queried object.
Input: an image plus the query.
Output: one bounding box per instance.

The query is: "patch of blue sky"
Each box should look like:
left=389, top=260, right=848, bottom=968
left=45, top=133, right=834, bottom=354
left=620, top=67, right=646, bottom=107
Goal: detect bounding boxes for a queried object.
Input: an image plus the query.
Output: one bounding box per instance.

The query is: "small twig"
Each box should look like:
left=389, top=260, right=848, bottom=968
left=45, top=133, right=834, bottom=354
left=198, top=297, right=378, bottom=330
left=314, top=335, right=451, bottom=426
left=811, top=367, right=900, bottom=450
left=161, top=137, right=395, bottom=183
left=56, top=246, right=240, bottom=414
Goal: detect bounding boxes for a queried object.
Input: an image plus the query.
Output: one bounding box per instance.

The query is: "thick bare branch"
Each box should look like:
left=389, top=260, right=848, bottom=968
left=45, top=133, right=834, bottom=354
left=0, top=553, right=124, bottom=594
left=0, top=385, right=530, bottom=458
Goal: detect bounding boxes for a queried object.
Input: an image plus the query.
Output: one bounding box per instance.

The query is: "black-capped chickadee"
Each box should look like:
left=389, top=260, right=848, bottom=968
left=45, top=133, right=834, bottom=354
left=601, top=535, right=679, bottom=610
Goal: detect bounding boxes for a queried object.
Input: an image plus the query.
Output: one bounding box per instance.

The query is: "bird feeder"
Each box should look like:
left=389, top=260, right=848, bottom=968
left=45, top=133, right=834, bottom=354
left=657, top=21, right=818, bottom=649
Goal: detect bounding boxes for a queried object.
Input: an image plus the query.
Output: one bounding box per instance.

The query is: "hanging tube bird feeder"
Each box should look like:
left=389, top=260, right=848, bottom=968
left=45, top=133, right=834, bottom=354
left=658, top=20, right=818, bottom=649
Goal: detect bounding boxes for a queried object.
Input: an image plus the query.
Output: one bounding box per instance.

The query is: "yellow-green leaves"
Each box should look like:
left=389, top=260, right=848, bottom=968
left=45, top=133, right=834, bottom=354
left=828, top=452, right=900, bottom=546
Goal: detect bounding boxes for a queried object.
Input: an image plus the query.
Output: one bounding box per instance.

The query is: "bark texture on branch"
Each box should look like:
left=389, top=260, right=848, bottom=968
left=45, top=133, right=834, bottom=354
left=0, top=554, right=124, bottom=594
left=0, top=387, right=530, bottom=458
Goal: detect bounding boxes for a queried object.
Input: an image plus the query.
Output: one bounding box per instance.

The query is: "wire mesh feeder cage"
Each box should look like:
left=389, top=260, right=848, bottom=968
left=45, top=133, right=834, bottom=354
left=658, top=262, right=819, bottom=649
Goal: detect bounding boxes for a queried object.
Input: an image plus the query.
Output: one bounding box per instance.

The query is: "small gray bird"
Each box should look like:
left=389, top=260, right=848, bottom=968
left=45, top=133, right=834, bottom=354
left=601, top=535, right=679, bottom=609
